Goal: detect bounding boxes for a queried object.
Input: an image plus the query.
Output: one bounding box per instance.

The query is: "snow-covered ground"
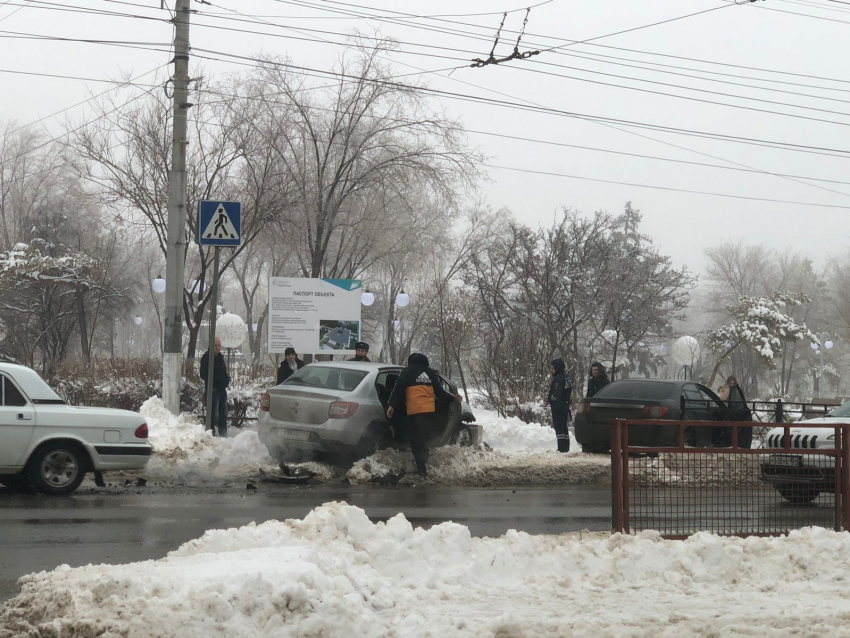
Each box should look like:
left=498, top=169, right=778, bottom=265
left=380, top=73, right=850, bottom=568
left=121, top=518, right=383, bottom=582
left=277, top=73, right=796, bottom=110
left=138, top=397, right=281, bottom=481
left=134, top=400, right=608, bottom=487
left=346, top=410, right=608, bottom=486
left=4, top=502, right=850, bottom=637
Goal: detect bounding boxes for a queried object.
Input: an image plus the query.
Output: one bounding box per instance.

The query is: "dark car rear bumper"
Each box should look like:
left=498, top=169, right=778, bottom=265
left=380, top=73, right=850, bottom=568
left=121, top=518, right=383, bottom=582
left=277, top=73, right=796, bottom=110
left=574, top=419, right=680, bottom=450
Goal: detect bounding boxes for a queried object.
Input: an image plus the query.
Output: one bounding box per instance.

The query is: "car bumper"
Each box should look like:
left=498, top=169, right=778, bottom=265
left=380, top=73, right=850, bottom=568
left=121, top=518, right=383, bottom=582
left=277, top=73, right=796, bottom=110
left=91, top=444, right=153, bottom=471
left=258, top=413, right=364, bottom=456
left=574, top=420, right=680, bottom=448
left=759, top=453, right=836, bottom=486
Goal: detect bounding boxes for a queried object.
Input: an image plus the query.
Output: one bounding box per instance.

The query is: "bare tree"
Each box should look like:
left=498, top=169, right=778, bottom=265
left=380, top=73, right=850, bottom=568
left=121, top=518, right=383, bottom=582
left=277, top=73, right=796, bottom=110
left=240, top=42, right=480, bottom=280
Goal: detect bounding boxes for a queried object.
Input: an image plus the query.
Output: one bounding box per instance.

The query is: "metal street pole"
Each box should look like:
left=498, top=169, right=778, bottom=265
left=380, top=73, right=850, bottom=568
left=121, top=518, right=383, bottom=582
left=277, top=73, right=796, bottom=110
left=205, top=247, right=220, bottom=433
left=162, top=0, right=191, bottom=414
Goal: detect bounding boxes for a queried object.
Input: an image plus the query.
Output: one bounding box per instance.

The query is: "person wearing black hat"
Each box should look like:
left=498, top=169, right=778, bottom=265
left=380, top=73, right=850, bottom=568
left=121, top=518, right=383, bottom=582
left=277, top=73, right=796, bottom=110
left=348, top=341, right=371, bottom=362
left=277, top=347, right=304, bottom=384
left=549, top=358, right=573, bottom=453
left=387, top=352, right=461, bottom=475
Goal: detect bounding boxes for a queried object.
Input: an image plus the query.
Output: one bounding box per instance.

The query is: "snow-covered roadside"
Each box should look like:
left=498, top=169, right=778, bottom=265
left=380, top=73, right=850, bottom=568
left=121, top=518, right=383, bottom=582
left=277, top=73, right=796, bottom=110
left=5, top=502, right=850, bottom=638
left=346, top=410, right=606, bottom=486
left=137, top=398, right=280, bottom=482
left=134, top=399, right=605, bottom=487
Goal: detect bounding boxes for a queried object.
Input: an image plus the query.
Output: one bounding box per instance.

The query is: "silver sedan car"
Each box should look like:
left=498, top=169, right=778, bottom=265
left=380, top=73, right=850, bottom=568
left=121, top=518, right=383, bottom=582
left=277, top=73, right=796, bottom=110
left=258, top=361, right=479, bottom=463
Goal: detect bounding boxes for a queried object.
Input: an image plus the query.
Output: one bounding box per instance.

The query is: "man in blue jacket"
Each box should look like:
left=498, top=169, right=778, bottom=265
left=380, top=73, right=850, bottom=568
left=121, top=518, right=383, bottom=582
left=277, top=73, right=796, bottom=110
left=549, top=358, right=572, bottom=453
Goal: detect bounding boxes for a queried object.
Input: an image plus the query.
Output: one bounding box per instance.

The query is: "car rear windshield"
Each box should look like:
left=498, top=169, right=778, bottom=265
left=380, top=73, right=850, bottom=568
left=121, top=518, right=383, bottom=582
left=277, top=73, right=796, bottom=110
left=594, top=380, right=675, bottom=401
left=283, top=366, right=368, bottom=392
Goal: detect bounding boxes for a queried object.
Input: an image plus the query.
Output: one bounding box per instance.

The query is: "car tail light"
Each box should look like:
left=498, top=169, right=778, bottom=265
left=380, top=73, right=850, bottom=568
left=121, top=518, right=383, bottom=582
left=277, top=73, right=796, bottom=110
left=134, top=423, right=149, bottom=439
left=642, top=405, right=669, bottom=418
left=576, top=401, right=590, bottom=415
left=329, top=401, right=359, bottom=419
left=261, top=393, right=270, bottom=412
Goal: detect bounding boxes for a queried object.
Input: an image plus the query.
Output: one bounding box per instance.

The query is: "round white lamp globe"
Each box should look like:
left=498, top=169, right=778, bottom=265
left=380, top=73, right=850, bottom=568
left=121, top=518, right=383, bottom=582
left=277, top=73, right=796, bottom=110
left=395, top=291, right=410, bottom=308
left=671, top=336, right=701, bottom=366
left=361, top=290, right=375, bottom=307
left=151, top=277, right=166, bottom=294
left=217, top=313, right=246, bottom=349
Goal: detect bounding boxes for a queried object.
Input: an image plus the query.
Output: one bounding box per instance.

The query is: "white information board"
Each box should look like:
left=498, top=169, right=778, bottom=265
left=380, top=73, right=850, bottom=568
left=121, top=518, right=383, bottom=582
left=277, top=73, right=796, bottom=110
left=268, top=278, right=362, bottom=355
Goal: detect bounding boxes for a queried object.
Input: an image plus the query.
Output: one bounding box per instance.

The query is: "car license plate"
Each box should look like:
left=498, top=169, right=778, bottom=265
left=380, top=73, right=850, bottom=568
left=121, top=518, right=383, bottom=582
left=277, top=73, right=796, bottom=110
left=280, top=429, right=309, bottom=442
left=769, top=454, right=801, bottom=468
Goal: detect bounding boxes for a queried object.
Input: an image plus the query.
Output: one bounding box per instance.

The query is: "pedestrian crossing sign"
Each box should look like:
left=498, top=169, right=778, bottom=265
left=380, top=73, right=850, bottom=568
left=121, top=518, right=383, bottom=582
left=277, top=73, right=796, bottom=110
left=197, top=201, right=242, bottom=246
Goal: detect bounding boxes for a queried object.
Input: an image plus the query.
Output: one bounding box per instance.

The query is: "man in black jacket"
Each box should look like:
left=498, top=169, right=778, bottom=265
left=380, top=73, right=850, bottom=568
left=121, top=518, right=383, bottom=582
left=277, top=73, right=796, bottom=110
left=387, top=353, right=461, bottom=475
left=277, top=347, right=304, bottom=384
left=347, top=342, right=371, bottom=362
left=199, top=337, right=230, bottom=437
left=549, top=358, right=573, bottom=453
left=586, top=361, right=610, bottom=398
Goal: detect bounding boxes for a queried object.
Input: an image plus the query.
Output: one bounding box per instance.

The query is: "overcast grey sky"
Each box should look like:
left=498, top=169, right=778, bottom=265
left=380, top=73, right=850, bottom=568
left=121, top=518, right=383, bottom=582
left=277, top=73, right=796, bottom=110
left=2, top=0, right=849, bottom=273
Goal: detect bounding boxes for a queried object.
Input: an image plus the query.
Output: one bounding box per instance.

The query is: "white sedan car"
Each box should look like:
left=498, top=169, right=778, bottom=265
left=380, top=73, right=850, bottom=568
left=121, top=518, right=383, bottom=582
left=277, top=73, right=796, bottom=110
left=0, top=363, right=152, bottom=495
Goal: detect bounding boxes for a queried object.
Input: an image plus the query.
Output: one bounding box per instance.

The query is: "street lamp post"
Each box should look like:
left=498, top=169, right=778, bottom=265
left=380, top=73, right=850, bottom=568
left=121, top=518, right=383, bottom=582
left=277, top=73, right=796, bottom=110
left=811, top=332, right=834, bottom=398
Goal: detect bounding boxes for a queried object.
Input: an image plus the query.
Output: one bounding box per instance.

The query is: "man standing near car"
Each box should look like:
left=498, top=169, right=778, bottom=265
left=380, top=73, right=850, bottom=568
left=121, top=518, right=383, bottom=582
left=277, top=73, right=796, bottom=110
left=347, top=342, right=371, bottom=362
left=199, top=337, right=230, bottom=437
left=386, top=353, right=461, bottom=476
left=277, top=347, right=304, bottom=384
left=549, top=358, right=573, bottom=453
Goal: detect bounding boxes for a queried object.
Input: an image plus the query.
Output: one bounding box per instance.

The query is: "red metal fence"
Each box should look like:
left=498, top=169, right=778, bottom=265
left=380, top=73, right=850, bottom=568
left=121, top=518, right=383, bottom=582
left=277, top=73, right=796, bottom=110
left=611, top=419, right=850, bottom=538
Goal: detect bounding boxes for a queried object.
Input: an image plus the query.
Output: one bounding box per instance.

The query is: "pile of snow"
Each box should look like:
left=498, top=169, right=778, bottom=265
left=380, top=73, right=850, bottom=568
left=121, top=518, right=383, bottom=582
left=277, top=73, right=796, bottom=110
left=347, top=446, right=607, bottom=487
left=476, top=409, right=569, bottom=453
left=140, top=397, right=277, bottom=481
left=347, top=410, right=595, bottom=485
left=5, top=503, right=850, bottom=637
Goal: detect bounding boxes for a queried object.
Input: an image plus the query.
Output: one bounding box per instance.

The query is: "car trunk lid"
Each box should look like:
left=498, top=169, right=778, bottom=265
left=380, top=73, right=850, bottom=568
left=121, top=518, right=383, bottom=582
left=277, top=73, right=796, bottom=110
left=266, top=386, right=342, bottom=425
left=586, top=398, right=655, bottom=424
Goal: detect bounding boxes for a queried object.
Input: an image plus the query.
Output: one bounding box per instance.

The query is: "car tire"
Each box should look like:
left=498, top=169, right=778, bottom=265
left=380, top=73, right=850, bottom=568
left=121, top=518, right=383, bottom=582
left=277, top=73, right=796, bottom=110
left=0, top=473, right=31, bottom=492
left=581, top=444, right=608, bottom=454
left=776, top=485, right=820, bottom=504
left=451, top=425, right=473, bottom=447
left=356, top=425, right=390, bottom=460
left=27, top=441, right=88, bottom=495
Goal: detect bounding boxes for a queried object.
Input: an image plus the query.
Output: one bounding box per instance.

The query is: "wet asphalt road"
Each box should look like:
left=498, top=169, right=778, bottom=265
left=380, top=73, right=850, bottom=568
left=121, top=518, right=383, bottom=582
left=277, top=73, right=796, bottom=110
left=0, top=483, right=611, bottom=601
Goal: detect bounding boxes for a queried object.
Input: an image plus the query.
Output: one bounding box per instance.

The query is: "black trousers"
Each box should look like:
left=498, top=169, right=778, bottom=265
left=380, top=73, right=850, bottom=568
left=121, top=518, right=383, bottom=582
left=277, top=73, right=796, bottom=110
left=552, top=408, right=570, bottom=453
left=408, top=412, right=439, bottom=474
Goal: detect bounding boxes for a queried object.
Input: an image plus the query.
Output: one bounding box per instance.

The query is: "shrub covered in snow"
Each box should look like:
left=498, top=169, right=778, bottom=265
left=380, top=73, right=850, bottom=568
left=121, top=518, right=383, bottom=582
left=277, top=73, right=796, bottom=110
left=51, top=358, right=275, bottom=418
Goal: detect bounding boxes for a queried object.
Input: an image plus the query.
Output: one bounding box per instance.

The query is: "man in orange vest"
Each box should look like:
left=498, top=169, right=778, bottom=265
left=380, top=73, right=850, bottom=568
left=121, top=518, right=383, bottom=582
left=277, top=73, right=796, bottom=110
left=387, top=353, right=461, bottom=476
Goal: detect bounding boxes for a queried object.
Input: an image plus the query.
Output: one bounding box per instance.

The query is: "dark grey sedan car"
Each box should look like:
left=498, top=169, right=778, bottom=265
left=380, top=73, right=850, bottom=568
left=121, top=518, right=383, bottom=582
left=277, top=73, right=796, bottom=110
left=574, top=379, right=751, bottom=454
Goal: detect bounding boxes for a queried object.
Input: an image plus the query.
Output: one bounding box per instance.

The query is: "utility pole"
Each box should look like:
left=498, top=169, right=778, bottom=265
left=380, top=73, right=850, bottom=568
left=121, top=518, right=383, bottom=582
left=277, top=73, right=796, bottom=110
left=162, top=0, right=191, bottom=414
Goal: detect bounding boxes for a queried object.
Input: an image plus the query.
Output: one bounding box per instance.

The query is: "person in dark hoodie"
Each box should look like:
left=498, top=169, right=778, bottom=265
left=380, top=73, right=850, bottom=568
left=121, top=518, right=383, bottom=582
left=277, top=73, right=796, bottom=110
left=387, top=353, right=461, bottom=475
left=277, top=347, right=304, bottom=384
left=347, top=342, right=371, bottom=362
left=549, top=358, right=573, bottom=453
left=586, top=362, right=610, bottom=398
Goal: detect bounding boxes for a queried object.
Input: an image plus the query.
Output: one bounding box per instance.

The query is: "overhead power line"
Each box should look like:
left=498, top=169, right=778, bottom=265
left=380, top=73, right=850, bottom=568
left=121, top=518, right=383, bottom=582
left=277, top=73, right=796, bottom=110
left=191, top=46, right=850, bottom=158
left=484, top=164, right=850, bottom=209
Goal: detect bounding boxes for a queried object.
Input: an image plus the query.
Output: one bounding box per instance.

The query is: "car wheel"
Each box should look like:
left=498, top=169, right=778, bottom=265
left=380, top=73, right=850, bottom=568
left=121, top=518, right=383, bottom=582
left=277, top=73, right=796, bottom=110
left=581, top=444, right=608, bottom=454
left=0, top=473, right=31, bottom=492
left=356, top=426, right=389, bottom=460
left=27, top=442, right=87, bottom=495
left=776, top=485, right=820, bottom=504
left=451, top=425, right=473, bottom=447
